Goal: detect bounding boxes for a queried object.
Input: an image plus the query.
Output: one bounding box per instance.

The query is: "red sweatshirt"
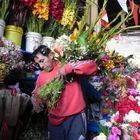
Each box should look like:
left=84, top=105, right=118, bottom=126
left=33, top=60, right=97, bottom=125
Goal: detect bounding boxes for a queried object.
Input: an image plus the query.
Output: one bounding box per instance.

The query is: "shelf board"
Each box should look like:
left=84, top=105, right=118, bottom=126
left=21, top=50, right=32, bottom=55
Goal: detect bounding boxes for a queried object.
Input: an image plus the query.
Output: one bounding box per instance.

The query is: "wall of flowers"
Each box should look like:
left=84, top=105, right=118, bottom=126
left=1, top=0, right=140, bottom=139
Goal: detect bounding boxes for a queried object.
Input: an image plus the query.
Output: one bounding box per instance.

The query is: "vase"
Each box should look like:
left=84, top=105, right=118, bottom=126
left=4, top=25, right=23, bottom=47
left=42, top=36, right=55, bottom=48
left=25, top=32, right=42, bottom=53
left=0, top=63, right=6, bottom=84
left=0, top=19, right=5, bottom=38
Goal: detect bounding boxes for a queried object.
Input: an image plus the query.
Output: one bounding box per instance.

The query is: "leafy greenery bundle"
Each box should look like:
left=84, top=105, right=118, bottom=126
left=37, top=78, right=64, bottom=108
left=26, top=12, right=45, bottom=33
left=0, top=0, right=10, bottom=20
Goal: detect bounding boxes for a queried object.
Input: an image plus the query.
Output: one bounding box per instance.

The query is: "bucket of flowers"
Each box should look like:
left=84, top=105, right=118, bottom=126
left=4, top=0, right=36, bottom=47
left=0, top=0, right=10, bottom=37
left=41, top=0, right=64, bottom=48
left=25, top=0, right=51, bottom=52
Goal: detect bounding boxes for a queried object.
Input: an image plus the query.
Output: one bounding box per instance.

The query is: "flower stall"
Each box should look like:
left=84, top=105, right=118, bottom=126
left=1, top=0, right=140, bottom=139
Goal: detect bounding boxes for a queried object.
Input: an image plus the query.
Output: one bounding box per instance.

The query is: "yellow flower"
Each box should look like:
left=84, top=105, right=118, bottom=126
left=102, top=60, right=115, bottom=71
left=70, top=28, right=79, bottom=41
left=61, top=3, right=76, bottom=29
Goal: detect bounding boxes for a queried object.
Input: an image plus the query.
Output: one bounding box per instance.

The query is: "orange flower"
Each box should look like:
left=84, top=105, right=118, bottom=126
left=33, top=0, right=49, bottom=20
left=70, top=28, right=79, bottom=41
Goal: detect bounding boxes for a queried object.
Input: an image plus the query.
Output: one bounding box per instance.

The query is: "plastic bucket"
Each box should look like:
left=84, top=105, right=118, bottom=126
left=26, top=32, right=42, bottom=53
left=5, top=25, right=23, bottom=47
left=42, top=36, right=55, bottom=48
left=0, top=20, right=5, bottom=38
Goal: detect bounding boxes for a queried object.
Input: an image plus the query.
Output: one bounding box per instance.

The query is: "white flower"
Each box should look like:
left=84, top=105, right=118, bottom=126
left=124, top=110, right=140, bottom=123
left=97, top=133, right=107, bottom=140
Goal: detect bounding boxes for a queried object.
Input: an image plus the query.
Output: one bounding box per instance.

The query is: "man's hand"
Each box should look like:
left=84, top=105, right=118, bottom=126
left=57, top=66, right=66, bottom=80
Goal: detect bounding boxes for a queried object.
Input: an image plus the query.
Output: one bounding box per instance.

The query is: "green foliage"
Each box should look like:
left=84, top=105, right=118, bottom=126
left=42, top=17, right=58, bottom=38
left=37, top=78, right=64, bottom=108
left=26, top=12, right=45, bottom=33
left=0, top=0, right=10, bottom=20
left=98, top=123, right=110, bottom=137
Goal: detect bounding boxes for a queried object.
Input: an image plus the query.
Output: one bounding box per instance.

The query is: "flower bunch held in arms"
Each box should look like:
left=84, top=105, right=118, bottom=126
left=67, top=0, right=140, bottom=63
left=0, top=0, right=10, bottom=20
left=37, top=78, right=64, bottom=108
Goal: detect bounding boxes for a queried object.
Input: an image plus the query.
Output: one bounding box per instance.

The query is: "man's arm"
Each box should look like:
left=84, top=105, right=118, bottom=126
left=63, top=60, right=97, bottom=76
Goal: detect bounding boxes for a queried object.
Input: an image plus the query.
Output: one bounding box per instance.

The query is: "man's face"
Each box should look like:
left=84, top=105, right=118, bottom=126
left=34, top=53, right=54, bottom=71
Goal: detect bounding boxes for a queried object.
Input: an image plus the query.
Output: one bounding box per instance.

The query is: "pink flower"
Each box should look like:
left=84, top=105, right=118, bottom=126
left=123, top=134, right=130, bottom=140
left=111, top=127, right=121, bottom=136
left=113, top=114, right=123, bottom=123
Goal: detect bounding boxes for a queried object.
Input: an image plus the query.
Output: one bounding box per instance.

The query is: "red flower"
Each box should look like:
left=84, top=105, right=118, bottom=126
left=20, top=0, right=37, bottom=7
left=107, top=100, right=113, bottom=106
left=49, top=0, right=64, bottom=21
left=132, top=131, right=139, bottom=140
left=102, top=90, right=109, bottom=96
left=125, top=76, right=135, bottom=88
left=129, top=122, right=140, bottom=127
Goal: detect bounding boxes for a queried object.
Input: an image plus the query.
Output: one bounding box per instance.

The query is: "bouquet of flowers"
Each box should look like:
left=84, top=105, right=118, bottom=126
left=36, top=0, right=139, bottom=109
left=0, top=37, right=25, bottom=82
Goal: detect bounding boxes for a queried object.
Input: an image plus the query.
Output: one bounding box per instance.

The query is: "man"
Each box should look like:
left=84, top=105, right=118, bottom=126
left=32, top=45, right=97, bottom=140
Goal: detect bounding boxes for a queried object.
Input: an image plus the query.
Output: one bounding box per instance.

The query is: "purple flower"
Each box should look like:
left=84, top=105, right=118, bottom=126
left=102, top=55, right=109, bottom=62
left=108, top=134, right=120, bottom=140
left=127, top=88, right=138, bottom=96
